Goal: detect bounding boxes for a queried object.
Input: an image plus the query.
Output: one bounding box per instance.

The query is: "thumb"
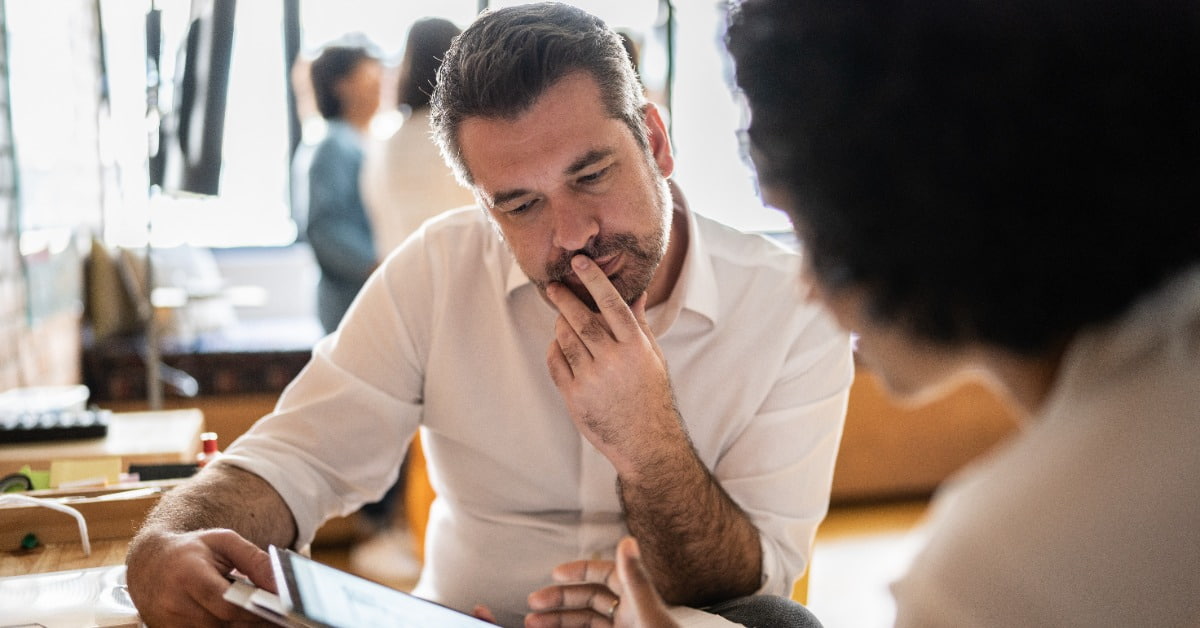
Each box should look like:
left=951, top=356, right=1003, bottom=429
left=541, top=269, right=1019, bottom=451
left=615, top=536, right=675, bottom=627
left=208, top=532, right=276, bottom=593
left=616, top=536, right=650, bottom=592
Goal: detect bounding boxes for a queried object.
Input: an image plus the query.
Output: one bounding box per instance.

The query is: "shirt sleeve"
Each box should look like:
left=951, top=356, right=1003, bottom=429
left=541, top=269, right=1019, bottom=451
left=220, top=238, right=431, bottom=548
left=715, top=306, right=854, bottom=597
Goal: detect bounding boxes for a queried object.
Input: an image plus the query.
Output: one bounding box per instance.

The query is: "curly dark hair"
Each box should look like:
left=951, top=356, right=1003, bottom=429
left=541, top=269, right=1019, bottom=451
left=727, top=0, right=1200, bottom=354
left=310, top=45, right=376, bottom=120
left=430, top=2, right=647, bottom=185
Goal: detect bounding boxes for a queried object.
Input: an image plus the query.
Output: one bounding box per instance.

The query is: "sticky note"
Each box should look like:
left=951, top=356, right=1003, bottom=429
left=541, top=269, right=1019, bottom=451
left=20, top=464, right=50, bottom=490
left=49, top=457, right=122, bottom=488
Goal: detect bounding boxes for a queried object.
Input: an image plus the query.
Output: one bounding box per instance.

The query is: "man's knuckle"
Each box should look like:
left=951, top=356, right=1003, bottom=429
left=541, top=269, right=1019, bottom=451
left=580, top=320, right=607, bottom=342
left=599, top=292, right=624, bottom=311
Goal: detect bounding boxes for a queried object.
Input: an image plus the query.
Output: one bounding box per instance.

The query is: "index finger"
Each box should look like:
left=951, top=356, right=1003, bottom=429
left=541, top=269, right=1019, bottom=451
left=552, top=558, right=619, bottom=590
left=569, top=255, right=641, bottom=342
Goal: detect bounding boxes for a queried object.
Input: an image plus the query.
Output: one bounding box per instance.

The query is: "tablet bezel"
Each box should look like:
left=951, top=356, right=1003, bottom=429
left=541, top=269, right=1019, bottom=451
left=269, top=546, right=302, bottom=618
left=268, top=544, right=493, bottom=627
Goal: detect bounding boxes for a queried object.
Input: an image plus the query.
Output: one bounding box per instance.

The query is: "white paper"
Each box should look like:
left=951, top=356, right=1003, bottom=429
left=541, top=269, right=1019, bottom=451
left=0, top=565, right=139, bottom=628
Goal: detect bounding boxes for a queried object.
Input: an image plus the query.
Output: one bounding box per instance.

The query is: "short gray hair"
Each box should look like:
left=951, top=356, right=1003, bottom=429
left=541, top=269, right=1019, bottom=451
left=431, top=2, right=648, bottom=186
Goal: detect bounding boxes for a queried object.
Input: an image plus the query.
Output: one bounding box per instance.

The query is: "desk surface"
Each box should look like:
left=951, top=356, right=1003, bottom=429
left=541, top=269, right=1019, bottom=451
left=0, top=538, right=128, bottom=577
left=0, top=550, right=138, bottom=627
left=0, top=409, right=204, bottom=476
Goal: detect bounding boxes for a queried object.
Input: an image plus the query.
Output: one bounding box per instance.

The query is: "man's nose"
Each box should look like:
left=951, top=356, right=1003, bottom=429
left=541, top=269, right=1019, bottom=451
left=551, top=202, right=600, bottom=252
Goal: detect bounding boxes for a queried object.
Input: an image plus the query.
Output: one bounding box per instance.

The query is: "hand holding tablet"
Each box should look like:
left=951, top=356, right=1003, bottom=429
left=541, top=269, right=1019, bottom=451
left=223, top=546, right=493, bottom=627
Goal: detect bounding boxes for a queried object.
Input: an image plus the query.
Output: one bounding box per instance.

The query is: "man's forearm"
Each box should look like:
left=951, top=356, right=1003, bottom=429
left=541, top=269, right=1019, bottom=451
left=618, top=440, right=762, bottom=607
left=135, top=462, right=297, bottom=549
left=125, top=463, right=297, bottom=625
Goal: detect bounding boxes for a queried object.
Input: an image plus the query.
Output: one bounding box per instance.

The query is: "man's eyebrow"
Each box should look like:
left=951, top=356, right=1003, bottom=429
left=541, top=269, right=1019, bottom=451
left=487, top=148, right=616, bottom=207
left=490, top=188, right=532, bottom=208
left=565, top=148, right=614, bottom=176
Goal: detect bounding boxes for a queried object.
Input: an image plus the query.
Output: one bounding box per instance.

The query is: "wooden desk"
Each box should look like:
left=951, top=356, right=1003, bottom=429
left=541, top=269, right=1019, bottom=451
left=0, top=538, right=129, bottom=577
left=0, top=481, right=181, bottom=553
left=0, top=411, right=201, bottom=562
left=0, top=408, right=204, bottom=476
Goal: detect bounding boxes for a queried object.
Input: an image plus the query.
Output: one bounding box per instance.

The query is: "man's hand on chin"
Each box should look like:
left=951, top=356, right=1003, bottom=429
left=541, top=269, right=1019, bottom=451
left=544, top=254, right=688, bottom=476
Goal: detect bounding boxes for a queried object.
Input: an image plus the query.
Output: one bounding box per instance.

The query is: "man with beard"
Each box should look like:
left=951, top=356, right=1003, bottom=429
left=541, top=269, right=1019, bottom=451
left=125, top=4, right=850, bottom=627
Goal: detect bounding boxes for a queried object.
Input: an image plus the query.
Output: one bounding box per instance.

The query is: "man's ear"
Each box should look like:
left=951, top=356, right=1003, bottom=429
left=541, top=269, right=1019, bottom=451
left=644, top=103, right=675, bottom=178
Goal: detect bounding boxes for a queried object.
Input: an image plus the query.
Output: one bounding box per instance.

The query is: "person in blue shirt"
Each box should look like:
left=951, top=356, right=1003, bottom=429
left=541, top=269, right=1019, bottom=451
left=305, top=45, right=382, bottom=333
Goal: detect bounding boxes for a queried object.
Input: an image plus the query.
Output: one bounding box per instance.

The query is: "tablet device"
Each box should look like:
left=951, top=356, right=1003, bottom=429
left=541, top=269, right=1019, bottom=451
left=266, top=545, right=493, bottom=627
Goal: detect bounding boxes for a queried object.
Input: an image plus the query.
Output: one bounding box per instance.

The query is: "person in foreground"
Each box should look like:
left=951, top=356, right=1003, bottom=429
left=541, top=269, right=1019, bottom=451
left=594, top=0, right=1200, bottom=626
left=124, top=4, right=851, bottom=627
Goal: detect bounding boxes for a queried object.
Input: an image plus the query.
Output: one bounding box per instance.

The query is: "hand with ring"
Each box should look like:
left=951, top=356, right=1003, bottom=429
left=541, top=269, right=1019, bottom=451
left=526, top=537, right=678, bottom=627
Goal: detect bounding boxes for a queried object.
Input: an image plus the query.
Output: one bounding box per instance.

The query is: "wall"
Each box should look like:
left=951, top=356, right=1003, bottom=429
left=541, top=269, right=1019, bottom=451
left=831, top=369, right=1020, bottom=503
left=211, top=243, right=319, bottom=321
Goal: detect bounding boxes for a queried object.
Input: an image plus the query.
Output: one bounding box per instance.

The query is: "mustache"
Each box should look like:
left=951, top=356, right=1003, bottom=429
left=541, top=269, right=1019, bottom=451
left=545, top=233, right=643, bottom=282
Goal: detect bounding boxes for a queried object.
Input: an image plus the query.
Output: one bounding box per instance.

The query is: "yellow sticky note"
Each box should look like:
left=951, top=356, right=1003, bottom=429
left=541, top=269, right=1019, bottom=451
left=49, top=457, right=122, bottom=488
left=19, top=465, right=51, bottom=490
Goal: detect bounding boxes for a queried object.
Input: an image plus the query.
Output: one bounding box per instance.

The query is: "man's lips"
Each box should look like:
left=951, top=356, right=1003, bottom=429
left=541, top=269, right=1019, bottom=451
left=592, top=252, right=621, bottom=276
left=564, top=253, right=621, bottom=286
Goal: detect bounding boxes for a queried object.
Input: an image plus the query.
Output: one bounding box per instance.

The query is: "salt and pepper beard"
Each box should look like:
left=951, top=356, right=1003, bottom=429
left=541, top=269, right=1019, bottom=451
left=541, top=231, right=664, bottom=312
left=536, top=174, right=671, bottom=312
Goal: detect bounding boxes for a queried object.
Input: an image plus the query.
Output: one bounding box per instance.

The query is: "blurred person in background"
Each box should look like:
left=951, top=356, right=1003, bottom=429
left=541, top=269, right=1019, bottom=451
left=304, top=44, right=382, bottom=334
left=361, top=17, right=474, bottom=257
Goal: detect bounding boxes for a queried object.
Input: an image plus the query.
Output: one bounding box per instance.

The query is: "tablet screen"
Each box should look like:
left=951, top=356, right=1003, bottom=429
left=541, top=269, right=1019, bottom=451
left=272, top=547, right=492, bottom=627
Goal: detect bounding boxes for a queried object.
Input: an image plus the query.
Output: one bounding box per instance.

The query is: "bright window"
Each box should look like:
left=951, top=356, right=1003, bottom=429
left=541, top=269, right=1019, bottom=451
left=91, top=1, right=783, bottom=250
left=96, top=0, right=293, bottom=248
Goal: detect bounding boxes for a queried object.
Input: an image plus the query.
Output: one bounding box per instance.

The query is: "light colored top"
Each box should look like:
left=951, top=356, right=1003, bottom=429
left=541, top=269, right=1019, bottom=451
left=224, top=204, right=853, bottom=627
left=360, top=108, right=476, bottom=256
left=892, top=266, right=1200, bottom=627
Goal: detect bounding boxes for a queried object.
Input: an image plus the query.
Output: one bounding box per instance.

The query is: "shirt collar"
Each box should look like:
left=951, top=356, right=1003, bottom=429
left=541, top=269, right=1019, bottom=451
left=503, top=181, right=721, bottom=334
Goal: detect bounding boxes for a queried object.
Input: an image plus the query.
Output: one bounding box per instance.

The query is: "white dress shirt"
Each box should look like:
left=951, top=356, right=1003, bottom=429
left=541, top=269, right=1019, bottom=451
left=892, top=266, right=1200, bottom=627
left=223, top=203, right=853, bottom=627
